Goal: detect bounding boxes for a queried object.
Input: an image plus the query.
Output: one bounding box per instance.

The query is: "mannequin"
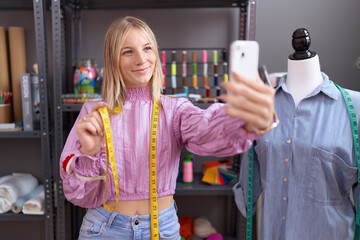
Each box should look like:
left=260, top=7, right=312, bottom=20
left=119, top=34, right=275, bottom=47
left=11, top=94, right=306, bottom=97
left=286, top=28, right=323, bottom=106
left=234, top=27, right=360, bottom=240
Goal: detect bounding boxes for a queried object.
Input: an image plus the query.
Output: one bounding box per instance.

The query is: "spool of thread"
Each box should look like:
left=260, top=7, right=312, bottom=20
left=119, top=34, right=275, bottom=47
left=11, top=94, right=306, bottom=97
left=223, top=62, right=228, bottom=83
left=161, top=51, right=166, bottom=64
left=171, top=51, right=176, bottom=62
left=206, top=87, right=210, bottom=97
left=194, top=87, right=199, bottom=95
left=192, top=51, right=197, bottom=63
left=161, top=51, right=166, bottom=89
left=183, top=158, right=193, bottom=184
left=216, top=87, right=221, bottom=97
left=213, top=51, right=218, bottom=87
left=203, top=50, right=208, bottom=87
left=171, top=51, right=177, bottom=93
left=182, top=51, right=187, bottom=87
left=184, top=86, right=189, bottom=97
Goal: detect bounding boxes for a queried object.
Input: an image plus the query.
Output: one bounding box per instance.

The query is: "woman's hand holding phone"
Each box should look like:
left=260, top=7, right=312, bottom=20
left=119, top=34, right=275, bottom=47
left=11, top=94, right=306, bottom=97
left=220, top=40, right=276, bottom=134
left=220, top=73, right=275, bottom=134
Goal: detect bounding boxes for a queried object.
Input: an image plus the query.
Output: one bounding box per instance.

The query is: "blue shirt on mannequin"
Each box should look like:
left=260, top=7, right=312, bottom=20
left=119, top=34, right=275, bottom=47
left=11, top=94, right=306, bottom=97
left=233, top=73, right=360, bottom=240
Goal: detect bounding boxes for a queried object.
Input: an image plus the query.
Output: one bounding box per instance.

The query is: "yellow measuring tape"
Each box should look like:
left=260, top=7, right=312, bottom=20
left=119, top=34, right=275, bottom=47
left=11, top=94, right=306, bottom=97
left=98, top=106, right=121, bottom=211
left=98, top=101, right=160, bottom=240
left=149, top=101, right=160, bottom=240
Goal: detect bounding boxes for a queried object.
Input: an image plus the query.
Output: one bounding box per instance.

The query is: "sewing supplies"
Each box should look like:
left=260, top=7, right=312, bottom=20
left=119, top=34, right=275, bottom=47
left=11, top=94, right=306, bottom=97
left=192, top=51, right=198, bottom=94
left=171, top=51, right=177, bottom=94
left=161, top=51, right=166, bottom=91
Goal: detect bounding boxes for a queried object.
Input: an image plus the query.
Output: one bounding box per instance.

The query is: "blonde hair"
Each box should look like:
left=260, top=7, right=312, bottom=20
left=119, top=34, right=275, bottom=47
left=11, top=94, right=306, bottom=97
left=102, top=16, right=163, bottom=111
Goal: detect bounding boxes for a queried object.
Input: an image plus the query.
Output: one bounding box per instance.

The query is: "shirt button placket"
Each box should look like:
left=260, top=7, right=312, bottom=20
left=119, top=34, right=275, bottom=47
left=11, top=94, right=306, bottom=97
left=282, top=138, right=291, bottom=227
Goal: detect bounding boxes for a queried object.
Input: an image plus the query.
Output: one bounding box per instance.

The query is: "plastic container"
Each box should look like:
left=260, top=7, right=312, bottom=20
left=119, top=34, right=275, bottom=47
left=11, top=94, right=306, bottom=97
left=73, top=59, right=97, bottom=94
left=183, top=154, right=193, bottom=184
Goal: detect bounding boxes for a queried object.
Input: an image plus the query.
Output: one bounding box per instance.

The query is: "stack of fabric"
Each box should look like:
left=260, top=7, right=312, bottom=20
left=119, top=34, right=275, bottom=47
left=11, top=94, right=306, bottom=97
left=0, top=173, right=45, bottom=215
left=201, top=159, right=237, bottom=185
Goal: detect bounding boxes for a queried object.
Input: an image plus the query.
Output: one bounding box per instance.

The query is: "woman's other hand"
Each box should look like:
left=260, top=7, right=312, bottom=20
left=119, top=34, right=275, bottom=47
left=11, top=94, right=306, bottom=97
left=75, top=101, right=108, bottom=156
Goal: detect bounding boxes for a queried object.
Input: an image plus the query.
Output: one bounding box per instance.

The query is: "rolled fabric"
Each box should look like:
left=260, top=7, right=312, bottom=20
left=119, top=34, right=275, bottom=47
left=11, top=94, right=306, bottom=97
left=22, top=186, right=45, bottom=215
left=0, top=27, right=10, bottom=91
left=0, top=173, right=38, bottom=214
left=8, top=26, right=27, bottom=123
left=11, top=185, right=43, bottom=214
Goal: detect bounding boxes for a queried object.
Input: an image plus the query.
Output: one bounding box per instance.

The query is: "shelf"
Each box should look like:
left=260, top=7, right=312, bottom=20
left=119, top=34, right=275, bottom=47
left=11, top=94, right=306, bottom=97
left=62, top=101, right=214, bottom=112
left=0, top=130, right=41, bottom=138
left=0, top=0, right=50, bottom=10
left=0, top=212, right=45, bottom=221
left=63, top=104, right=82, bottom=112
left=175, top=173, right=235, bottom=196
left=63, top=0, right=247, bottom=9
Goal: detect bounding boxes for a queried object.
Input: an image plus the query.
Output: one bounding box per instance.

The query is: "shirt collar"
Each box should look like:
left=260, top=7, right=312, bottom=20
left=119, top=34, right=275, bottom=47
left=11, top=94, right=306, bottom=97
left=276, top=72, right=339, bottom=100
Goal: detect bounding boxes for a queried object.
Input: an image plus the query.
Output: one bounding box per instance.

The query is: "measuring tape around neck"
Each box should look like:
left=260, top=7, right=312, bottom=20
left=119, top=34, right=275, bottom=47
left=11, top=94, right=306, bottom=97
left=246, top=145, right=254, bottom=240
left=246, top=83, right=360, bottom=240
left=149, top=101, right=160, bottom=240
left=98, top=101, right=160, bottom=240
left=334, top=83, right=360, bottom=240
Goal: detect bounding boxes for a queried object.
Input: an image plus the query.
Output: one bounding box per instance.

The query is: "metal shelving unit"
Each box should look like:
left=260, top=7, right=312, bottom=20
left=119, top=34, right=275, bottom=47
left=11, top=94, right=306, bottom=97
left=0, top=131, right=41, bottom=138
left=0, top=1, right=54, bottom=240
left=175, top=174, right=235, bottom=196
left=0, top=213, right=45, bottom=221
left=51, top=1, right=256, bottom=239
left=33, top=0, right=55, bottom=238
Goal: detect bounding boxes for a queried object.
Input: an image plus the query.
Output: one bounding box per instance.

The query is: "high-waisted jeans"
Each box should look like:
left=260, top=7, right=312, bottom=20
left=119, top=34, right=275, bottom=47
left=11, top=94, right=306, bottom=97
left=78, top=201, right=181, bottom=240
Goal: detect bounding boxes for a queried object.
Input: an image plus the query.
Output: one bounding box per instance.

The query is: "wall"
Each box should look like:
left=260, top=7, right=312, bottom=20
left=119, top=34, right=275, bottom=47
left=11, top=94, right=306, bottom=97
left=79, top=2, right=360, bottom=91
left=79, top=8, right=239, bottom=66
left=256, top=0, right=360, bottom=90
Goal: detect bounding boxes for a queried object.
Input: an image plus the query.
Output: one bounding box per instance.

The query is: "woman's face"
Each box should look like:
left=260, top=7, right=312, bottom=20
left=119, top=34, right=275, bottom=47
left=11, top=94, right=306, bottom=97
left=119, top=28, right=156, bottom=88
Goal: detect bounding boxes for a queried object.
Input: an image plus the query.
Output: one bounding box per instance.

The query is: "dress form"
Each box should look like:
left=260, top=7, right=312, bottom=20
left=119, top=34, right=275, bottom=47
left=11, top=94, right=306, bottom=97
left=286, top=28, right=323, bottom=107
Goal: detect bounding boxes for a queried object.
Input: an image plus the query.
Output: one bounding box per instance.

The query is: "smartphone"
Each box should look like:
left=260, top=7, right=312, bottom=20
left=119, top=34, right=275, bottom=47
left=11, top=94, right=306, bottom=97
left=229, top=40, right=259, bottom=81
left=258, top=65, right=272, bottom=86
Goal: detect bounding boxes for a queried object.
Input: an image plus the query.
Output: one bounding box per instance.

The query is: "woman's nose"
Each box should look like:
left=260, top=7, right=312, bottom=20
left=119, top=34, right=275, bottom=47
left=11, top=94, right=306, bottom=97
left=135, top=51, right=146, bottom=64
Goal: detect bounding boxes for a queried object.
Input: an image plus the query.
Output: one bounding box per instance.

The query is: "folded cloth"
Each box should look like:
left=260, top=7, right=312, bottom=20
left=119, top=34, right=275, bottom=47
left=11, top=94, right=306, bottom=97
left=11, top=185, right=44, bottom=214
left=22, top=187, right=45, bottom=215
left=0, top=173, right=38, bottom=214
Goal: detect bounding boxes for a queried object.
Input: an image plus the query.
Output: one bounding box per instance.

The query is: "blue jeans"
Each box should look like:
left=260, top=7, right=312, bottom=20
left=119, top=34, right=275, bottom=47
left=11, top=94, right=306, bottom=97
left=78, top=201, right=181, bottom=240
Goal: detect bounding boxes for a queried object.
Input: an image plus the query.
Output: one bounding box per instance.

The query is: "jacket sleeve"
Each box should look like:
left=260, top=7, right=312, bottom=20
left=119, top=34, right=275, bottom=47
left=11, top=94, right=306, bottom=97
left=233, top=145, right=262, bottom=217
left=172, top=98, right=257, bottom=157
left=59, top=101, right=108, bottom=208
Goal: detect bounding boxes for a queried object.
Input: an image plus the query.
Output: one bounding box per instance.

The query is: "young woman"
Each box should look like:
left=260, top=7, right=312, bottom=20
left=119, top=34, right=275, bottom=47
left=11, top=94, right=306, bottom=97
left=60, top=16, right=276, bottom=240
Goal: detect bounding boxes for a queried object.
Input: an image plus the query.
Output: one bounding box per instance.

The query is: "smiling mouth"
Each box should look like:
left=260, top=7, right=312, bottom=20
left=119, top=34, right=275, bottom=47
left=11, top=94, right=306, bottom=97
left=133, top=67, right=149, bottom=73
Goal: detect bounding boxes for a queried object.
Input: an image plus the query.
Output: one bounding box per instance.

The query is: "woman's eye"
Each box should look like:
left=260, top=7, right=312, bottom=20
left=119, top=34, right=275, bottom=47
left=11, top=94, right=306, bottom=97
left=145, top=46, right=152, bottom=51
left=123, top=50, right=132, bottom=55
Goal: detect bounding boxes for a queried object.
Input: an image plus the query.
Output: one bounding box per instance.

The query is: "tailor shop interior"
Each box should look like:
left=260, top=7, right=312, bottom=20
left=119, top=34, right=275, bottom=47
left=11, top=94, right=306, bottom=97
left=1, top=1, right=360, bottom=240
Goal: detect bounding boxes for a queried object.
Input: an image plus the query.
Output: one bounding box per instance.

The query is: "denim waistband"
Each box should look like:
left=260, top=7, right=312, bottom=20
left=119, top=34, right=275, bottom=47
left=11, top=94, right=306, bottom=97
left=86, top=200, right=178, bottom=228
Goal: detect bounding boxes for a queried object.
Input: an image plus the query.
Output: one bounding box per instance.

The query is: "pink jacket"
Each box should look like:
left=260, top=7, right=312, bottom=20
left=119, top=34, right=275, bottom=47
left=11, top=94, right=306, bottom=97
left=60, top=87, right=256, bottom=208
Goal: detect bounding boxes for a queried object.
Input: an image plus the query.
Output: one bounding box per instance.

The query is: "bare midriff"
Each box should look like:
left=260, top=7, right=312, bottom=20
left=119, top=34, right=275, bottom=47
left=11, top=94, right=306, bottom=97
left=104, top=195, right=173, bottom=216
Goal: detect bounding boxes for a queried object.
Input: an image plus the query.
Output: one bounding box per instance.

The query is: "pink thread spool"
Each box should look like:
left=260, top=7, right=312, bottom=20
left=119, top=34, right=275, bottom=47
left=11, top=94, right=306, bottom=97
left=183, top=158, right=193, bottom=184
